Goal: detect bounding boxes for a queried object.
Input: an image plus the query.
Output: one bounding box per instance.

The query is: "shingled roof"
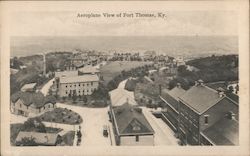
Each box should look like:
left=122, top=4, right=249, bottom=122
left=161, top=86, right=186, bottom=112
left=15, top=131, right=59, bottom=146
left=201, top=117, right=239, bottom=145
left=179, top=83, right=224, bottom=114
left=112, top=103, right=154, bottom=135
left=11, top=91, right=56, bottom=108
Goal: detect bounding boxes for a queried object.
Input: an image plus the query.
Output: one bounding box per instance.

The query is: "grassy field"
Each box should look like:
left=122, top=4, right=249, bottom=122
left=38, top=108, right=83, bottom=125
left=100, top=61, right=152, bottom=85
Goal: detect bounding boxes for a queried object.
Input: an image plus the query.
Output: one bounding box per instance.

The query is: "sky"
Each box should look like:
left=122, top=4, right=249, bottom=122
left=10, top=10, right=238, bottom=36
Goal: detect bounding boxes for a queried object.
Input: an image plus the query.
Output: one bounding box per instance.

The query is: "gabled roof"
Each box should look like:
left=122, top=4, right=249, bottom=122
left=78, top=66, right=100, bottom=74
left=109, top=88, right=137, bottom=107
left=15, top=131, right=59, bottom=146
left=21, top=83, right=37, bottom=91
left=55, top=70, right=78, bottom=78
left=201, top=117, right=239, bottom=145
left=161, top=87, right=186, bottom=111
left=179, top=84, right=224, bottom=114
left=60, top=74, right=99, bottom=84
left=113, top=103, right=154, bottom=135
left=11, top=91, right=56, bottom=108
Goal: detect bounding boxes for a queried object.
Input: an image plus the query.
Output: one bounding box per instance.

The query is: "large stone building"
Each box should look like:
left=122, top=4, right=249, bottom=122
left=160, top=80, right=239, bottom=145
left=57, top=74, right=99, bottom=97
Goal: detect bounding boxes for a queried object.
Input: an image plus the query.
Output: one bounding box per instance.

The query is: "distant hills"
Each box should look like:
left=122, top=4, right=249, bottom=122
left=11, top=36, right=238, bottom=58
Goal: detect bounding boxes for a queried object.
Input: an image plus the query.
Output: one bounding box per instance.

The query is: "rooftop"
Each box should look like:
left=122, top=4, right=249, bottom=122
left=202, top=117, right=239, bottom=145
left=21, top=83, right=37, bottom=91
left=55, top=70, right=78, bottom=78
left=109, top=88, right=137, bottom=107
left=11, top=91, right=56, bottom=108
left=60, top=74, right=99, bottom=84
left=161, top=86, right=186, bottom=111
left=78, top=66, right=100, bottom=74
left=113, top=103, right=154, bottom=135
left=179, top=83, right=224, bottom=114
left=15, top=131, right=59, bottom=146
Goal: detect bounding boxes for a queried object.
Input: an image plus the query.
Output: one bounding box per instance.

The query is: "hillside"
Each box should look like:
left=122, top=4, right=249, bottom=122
left=169, top=55, right=238, bottom=89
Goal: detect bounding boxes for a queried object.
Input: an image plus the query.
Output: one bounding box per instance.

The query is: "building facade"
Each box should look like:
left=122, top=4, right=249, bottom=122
left=58, top=74, right=99, bottom=97
left=10, top=91, right=56, bottom=117
left=160, top=80, right=239, bottom=145
left=110, top=103, right=155, bottom=146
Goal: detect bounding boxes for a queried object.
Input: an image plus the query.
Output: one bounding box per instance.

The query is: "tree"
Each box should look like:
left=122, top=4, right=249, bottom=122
left=16, top=137, right=38, bottom=146
left=23, top=118, right=46, bottom=133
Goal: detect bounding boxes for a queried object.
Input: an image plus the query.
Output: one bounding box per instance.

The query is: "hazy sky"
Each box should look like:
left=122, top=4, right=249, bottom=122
left=11, top=11, right=237, bottom=36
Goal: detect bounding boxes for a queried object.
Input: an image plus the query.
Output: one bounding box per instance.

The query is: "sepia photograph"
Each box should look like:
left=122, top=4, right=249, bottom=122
left=1, top=1, right=249, bottom=156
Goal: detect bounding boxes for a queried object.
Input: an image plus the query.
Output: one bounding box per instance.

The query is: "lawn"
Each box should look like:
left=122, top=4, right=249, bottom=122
left=10, top=123, right=62, bottom=146
left=100, top=61, right=152, bottom=85
left=38, top=107, right=83, bottom=125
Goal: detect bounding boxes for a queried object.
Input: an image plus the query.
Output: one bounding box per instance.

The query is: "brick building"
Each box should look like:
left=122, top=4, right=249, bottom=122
left=160, top=80, right=238, bottom=145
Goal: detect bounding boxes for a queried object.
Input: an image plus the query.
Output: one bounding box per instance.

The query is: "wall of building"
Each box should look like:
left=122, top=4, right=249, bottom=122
left=11, top=99, right=55, bottom=117
left=179, top=101, right=200, bottom=145
left=59, top=81, right=99, bottom=97
left=119, top=135, right=154, bottom=146
left=199, top=97, right=238, bottom=131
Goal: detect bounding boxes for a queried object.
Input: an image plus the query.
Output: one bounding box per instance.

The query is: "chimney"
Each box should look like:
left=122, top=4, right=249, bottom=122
left=197, top=79, right=204, bottom=86
left=227, top=111, right=236, bottom=120
left=217, top=87, right=225, bottom=98
left=176, top=83, right=181, bottom=88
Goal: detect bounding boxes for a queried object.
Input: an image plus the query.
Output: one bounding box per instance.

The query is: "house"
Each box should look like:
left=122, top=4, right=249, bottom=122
left=21, top=83, right=37, bottom=92
left=15, top=131, right=60, bottom=146
left=78, top=66, right=100, bottom=77
left=178, top=80, right=238, bottom=145
left=110, top=102, right=155, bottom=146
left=54, top=70, right=78, bottom=78
left=10, top=91, right=56, bottom=117
left=58, top=74, right=99, bottom=97
left=160, top=83, right=186, bottom=132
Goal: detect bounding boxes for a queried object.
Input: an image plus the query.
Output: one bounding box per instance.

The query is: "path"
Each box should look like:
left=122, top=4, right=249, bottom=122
left=56, top=103, right=111, bottom=146
left=40, top=78, right=54, bottom=96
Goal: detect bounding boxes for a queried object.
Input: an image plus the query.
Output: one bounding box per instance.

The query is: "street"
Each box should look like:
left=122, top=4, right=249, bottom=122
left=142, top=107, right=179, bottom=145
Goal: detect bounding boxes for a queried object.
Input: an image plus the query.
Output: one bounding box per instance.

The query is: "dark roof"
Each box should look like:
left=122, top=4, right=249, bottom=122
left=15, top=131, right=59, bottom=146
left=113, top=103, right=154, bottom=135
left=11, top=91, right=56, bottom=108
left=202, top=117, right=239, bottom=145
left=226, top=93, right=239, bottom=104
left=179, top=84, right=224, bottom=114
left=161, top=87, right=186, bottom=111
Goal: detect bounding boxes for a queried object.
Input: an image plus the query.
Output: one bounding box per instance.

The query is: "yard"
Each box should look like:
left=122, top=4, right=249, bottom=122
left=100, top=61, right=152, bottom=85
left=10, top=123, right=62, bottom=146
left=58, top=131, right=75, bottom=146
left=37, top=107, right=83, bottom=125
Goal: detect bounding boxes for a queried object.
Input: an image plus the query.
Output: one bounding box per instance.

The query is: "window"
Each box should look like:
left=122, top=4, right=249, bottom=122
left=136, top=136, right=139, bottom=142
left=83, top=83, right=85, bottom=86
left=70, top=85, right=72, bottom=87
left=79, top=84, right=81, bottom=87
left=20, top=104, right=22, bottom=108
left=74, top=84, right=76, bottom=87
left=66, top=85, right=67, bottom=88
left=204, top=115, right=209, bottom=124
left=91, top=82, right=93, bottom=86
left=66, top=91, right=68, bottom=94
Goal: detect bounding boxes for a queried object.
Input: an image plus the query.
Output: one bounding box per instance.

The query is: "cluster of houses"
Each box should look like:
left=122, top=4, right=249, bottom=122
left=10, top=83, right=56, bottom=117
left=160, top=80, right=239, bottom=145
